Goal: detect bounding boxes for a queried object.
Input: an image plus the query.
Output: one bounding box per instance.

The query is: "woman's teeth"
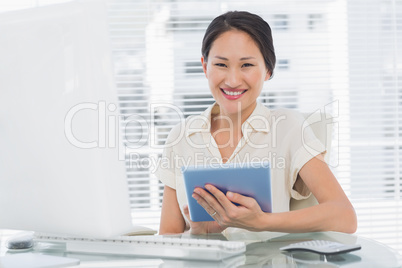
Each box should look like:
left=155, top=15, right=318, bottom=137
left=222, top=89, right=246, bottom=96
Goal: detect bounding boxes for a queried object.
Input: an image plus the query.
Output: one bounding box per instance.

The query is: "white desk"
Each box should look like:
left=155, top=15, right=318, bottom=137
left=1, top=230, right=401, bottom=267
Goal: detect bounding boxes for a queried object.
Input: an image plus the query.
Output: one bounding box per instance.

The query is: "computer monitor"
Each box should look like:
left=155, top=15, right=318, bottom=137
left=0, top=0, right=140, bottom=238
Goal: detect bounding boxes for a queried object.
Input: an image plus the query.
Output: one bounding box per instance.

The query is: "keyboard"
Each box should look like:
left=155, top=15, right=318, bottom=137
left=34, top=233, right=246, bottom=261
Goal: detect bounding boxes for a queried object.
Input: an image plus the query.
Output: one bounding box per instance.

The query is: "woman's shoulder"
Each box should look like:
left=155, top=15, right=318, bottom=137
left=164, top=112, right=208, bottom=142
left=269, top=107, right=305, bottom=126
left=164, top=120, right=186, bottom=144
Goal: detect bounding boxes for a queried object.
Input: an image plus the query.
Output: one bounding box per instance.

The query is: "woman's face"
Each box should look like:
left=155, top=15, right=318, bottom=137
left=201, top=29, right=270, bottom=118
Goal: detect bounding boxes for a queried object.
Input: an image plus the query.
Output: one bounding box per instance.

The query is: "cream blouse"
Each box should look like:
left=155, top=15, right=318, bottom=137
left=155, top=102, right=325, bottom=234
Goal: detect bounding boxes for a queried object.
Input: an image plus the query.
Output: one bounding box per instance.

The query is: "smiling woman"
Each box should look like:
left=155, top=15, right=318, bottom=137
left=156, top=11, right=357, bottom=236
left=201, top=30, right=270, bottom=119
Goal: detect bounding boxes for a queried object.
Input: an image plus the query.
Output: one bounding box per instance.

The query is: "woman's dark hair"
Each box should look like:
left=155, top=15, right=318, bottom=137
left=202, top=11, right=276, bottom=76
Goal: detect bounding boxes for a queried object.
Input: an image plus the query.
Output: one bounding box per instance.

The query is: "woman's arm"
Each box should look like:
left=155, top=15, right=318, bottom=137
left=254, top=154, right=356, bottom=233
left=285, top=154, right=357, bottom=233
left=159, top=186, right=186, bottom=234
left=192, top=154, right=357, bottom=233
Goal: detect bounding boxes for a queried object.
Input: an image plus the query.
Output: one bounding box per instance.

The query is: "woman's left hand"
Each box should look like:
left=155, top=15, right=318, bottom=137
left=192, top=184, right=266, bottom=231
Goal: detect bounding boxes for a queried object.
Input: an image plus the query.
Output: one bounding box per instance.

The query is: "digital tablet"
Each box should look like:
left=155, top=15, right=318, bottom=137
left=182, top=162, right=272, bottom=222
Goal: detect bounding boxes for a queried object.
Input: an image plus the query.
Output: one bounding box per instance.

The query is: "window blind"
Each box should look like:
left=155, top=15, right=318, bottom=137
left=1, top=0, right=400, bottom=257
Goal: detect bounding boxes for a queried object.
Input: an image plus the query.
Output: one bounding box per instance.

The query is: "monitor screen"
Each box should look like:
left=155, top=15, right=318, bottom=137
left=0, top=0, right=134, bottom=238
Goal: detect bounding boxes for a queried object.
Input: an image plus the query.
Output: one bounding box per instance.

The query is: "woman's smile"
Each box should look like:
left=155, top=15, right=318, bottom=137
left=220, top=88, right=248, bottom=99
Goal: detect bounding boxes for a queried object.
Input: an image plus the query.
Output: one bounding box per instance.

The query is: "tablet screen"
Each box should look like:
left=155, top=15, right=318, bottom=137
left=182, top=162, right=272, bottom=222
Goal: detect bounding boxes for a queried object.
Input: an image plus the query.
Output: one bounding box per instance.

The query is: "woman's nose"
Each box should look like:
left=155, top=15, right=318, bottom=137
left=225, top=68, right=242, bottom=88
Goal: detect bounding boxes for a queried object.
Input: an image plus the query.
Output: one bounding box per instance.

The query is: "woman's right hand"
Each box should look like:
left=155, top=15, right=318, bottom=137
left=183, top=205, right=226, bottom=234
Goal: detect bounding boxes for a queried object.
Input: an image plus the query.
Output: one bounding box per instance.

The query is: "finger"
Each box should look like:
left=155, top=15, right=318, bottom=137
left=183, top=205, right=190, bottom=218
left=226, top=191, right=258, bottom=209
left=182, top=205, right=195, bottom=230
left=205, top=184, right=237, bottom=210
left=193, top=187, right=221, bottom=215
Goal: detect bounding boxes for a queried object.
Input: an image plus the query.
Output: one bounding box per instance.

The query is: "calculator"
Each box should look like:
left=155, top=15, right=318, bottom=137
left=280, top=240, right=361, bottom=255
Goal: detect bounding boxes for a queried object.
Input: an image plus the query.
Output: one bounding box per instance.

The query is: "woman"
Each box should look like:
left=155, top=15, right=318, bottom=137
left=156, top=11, right=357, bottom=235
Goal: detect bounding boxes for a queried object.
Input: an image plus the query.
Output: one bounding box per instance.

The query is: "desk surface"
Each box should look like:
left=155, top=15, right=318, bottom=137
left=1, top=230, right=401, bottom=267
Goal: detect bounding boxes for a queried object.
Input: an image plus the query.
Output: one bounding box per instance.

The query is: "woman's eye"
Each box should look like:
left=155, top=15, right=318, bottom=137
left=242, top=63, right=254, bottom=67
left=215, top=63, right=226, bottom=67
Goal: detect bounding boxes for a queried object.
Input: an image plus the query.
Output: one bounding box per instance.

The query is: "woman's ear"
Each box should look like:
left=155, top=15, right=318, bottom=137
left=264, top=70, right=272, bottom=81
left=201, top=56, right=208, bottom=78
